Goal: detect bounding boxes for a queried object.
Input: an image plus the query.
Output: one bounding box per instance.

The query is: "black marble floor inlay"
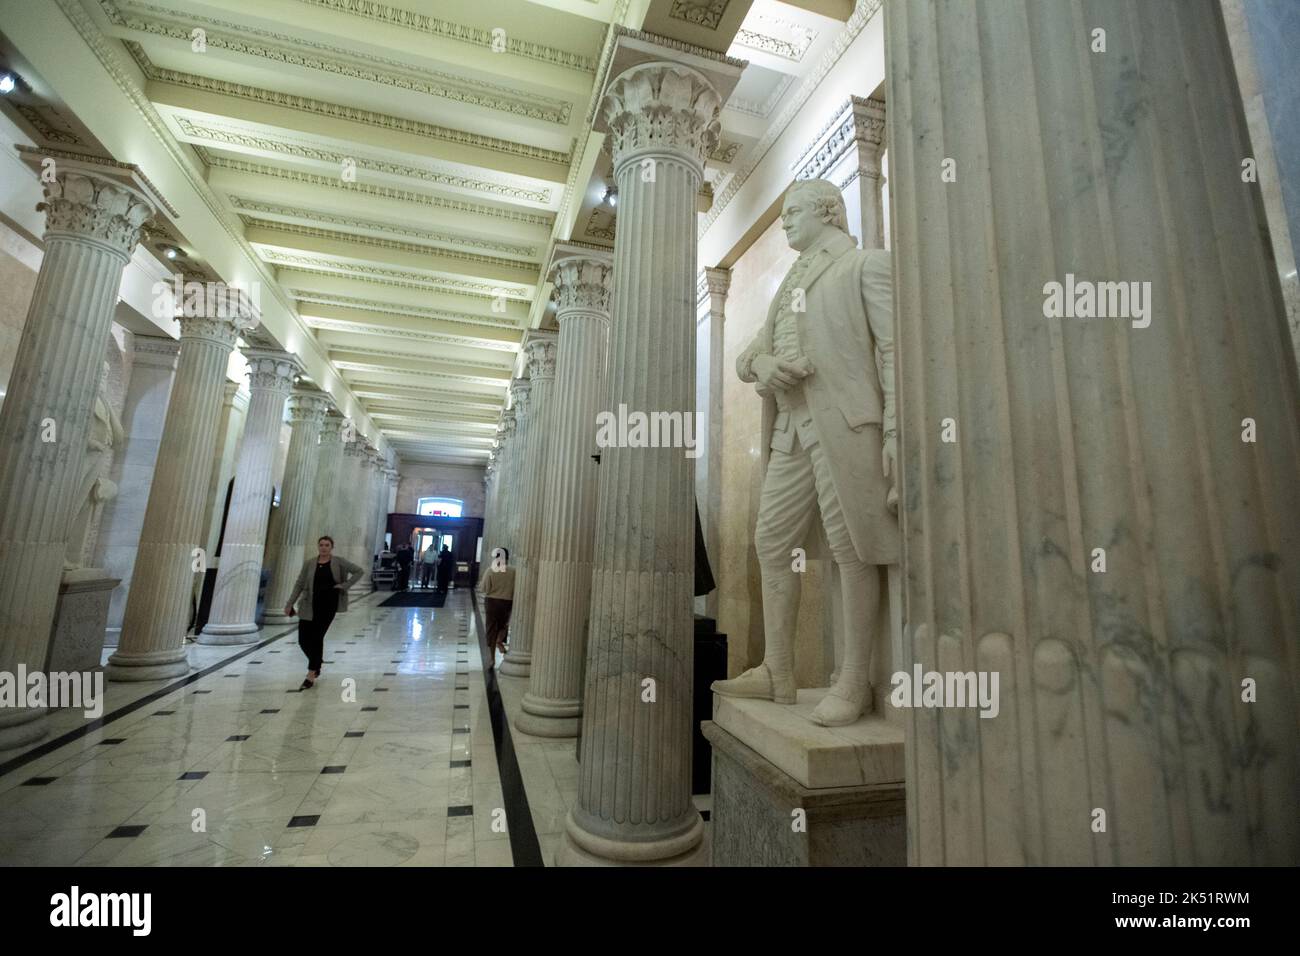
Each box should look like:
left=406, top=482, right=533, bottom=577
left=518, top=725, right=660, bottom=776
left=699, top=810, right=711, bottom=822
left=226, top=734, right=251, bottom=742
left=21, top=776, right=56, bottom=786
left=454, top=704, right=469, bottom=709
left=450, top=760, right=471, bottom=768
left=361, top=706, right=379, bottom=712
left=447, top=805, right=473, bottom=817
left=99, top=738, right=126, bottom=745
left=152, top=711, right=175, bottom=716
left=224, top=674, right=241, bottom=678
left=344, top=731, right=364, bottom=738
left=286, top=815, right=320, bottom=828
left=250, top=660, right=264, bottom=665
left=260, top=709, right=280, bottom=714
left=193, top=690, right=212, bottom=695
left=179, top=771, right=208, bottom=781
left=108, top=825, right=148, bottom=838
left=384, top=672, right=397, bottom=676
left=320, top=766, right=346, bottom=774
left=453, top=727, right=470, bottom=734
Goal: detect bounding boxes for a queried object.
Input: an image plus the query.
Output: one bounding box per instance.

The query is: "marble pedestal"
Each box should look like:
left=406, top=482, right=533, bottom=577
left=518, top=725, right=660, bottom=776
left=47, top=570, right=120, bottom=674
left=704, top=689, right=905, bottom=867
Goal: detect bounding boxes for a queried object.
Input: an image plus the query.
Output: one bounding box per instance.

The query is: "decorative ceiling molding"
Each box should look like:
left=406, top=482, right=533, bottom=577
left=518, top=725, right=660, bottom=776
left=331, top=360, right=505, bottom=386
left=701, top=0, right=883, bottom=236
left=288, top=290, right=520, bottom=330
left=241, top=218, right=540, bottom=274
left=260, top=253, right=533, bottom=298
left=125, top=46, right=571, bottom=166
left=48, top=0, right=394, bottom=455
left=176, top=117, right=553, bottom=204
left=303, top=316, right=518, bottom=351
left=10, top=103, right=85, bottom=146
left=103, top=1, right=573, bottom=124
left=735, top=16, right=818, bottom=62
left=200, top=154, right=555, bottom=227
left=348, top=380, right=505, bottom=404
left=228, top=197, right=540, bottom=259
left=668, top=1, right=730, bottom=30
left=329, top=344, right=512, bottom=373
left=727, top=73, right=795, bottom=118
left=583, top=209, right=616, bottom=242
left=291, top=0, right=599, bottom=73
left=709, top=140, right=741, bottom=164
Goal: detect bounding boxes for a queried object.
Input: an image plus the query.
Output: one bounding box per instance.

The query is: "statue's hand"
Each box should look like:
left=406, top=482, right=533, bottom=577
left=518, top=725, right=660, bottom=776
left=753, top=353, right=811, bottom=391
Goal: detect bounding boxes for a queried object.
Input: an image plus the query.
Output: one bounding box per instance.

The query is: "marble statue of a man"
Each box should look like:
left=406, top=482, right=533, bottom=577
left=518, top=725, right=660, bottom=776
left=712, top=178, right=899, bottom=727
left=64, top=365, right=124, bottom=571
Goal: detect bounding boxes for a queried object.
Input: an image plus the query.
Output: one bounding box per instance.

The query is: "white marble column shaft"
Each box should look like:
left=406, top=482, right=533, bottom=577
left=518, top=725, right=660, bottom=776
left=199, top=350, right=299, bottom=642
left=107, top=309, right=243, bottom=681
left=887, top=0, right=1300, bottom=865
left=560, top=58, right=729, bottom=866
left=504, top=380, right=531, bottom=559
left=263, top=390, right=329, bottom=624
left=500, top=334, right=558, bottom=677
left=0, top=169, right=154, bottom=743
left=306, top=413, right=343, bottom=556
left=518, top=255, right=613, bottom=735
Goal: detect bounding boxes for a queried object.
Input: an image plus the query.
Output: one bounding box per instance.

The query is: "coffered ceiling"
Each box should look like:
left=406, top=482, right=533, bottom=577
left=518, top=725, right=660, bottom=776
left=2, top=0, right=860, bottom=467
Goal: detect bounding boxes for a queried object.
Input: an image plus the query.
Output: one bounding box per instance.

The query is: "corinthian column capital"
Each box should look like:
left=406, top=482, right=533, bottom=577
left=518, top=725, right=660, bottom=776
left=242, top=349, right=301, bottom=395
left=37, top=169, right=155, bottom=257
left=522, top=332, right=558, bottom=383
left=601, top=62, right=723, bottom=173
left=550, top=254, right=615, bottom=316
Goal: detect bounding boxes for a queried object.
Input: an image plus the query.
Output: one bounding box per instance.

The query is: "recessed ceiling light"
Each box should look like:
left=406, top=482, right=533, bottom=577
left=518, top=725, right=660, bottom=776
left=0, top=74, right=16, bottom=94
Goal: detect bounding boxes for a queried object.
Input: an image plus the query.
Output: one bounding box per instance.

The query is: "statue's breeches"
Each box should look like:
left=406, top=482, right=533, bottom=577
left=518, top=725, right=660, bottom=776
left=755, top=434, right=861, bottom=567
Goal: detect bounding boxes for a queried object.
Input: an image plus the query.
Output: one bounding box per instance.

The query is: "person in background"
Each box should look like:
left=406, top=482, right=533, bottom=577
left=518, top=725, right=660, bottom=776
left=284, top=535, right=364, bottom=690
left=481, top=547, right=515, bottom=669
left=436, top=544, right=456, bottom=593
left=394, top=541, right=414, bottom=590
left=419, top=543, right=438, bottom=588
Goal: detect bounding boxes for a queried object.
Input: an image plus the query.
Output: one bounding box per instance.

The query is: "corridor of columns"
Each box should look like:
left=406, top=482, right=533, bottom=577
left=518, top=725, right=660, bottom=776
left=1, top=0, right=1299, bottom=891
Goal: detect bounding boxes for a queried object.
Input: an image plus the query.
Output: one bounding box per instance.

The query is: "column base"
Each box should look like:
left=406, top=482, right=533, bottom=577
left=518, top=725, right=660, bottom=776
left=104, top=647, right=191, bottom=682
left=0, top=710, right=48, bottom=752
left=555, top=809, right=706, bottom=866
left=197, top=622, right=260, bottom=644
left=516, top=693, right=581, bottom=737
left=262, top=612, right=296, bottom=626
left=498, top=651, right=532, bottom=678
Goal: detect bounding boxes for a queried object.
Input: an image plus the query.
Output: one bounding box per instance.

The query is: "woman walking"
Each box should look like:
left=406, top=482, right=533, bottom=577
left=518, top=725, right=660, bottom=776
left=480, top=548, right=515, bottom=669
left=284, top=535, right=365, bottom=689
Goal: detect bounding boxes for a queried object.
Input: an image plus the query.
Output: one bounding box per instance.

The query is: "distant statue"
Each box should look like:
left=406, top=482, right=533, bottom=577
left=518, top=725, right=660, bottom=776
left=65, top=365, right=124, bottom=571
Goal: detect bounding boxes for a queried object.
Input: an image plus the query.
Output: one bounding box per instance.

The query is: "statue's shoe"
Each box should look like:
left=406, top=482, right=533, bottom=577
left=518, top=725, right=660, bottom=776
left=711, top=664, right=796, bottom=705
left=808, top=682, right=872, bottom=727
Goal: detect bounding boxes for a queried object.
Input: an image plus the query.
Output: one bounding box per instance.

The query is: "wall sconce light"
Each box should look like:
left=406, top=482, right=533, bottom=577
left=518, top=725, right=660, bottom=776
left=603, top=186, right=617, bottom=208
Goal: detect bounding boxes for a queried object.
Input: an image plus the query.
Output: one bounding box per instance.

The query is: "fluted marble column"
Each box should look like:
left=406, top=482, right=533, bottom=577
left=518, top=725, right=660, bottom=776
left=500, top=333, right=558, bottom=678
left=264, top=389, right=329, bottom=624
left=332, top=435, right=365, bottom=561
left=560, top=45, right=740, bottom=866
left=200, top=350, right=300, bottom=642
left=306, top=411, right=344, bottom=555
left=518, top=253, right=613, bottom=735
left=887, top=0, right=1300, bottom=865
left=0, top=165, right=155, bottom=743
left=503, top=380, right=531, bottom=560
left=486, top=414, right=514, bottom=562
left=107, top=303, right=244, bottom=681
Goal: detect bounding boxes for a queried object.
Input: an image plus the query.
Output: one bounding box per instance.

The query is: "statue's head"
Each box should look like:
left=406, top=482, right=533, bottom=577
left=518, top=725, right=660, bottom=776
left=781, top=179, right=849, bottom=252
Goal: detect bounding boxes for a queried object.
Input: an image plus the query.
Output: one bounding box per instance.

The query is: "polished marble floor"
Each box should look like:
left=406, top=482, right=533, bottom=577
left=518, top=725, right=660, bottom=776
left=0, top=589, right=526, bottom=866
left=0, top=587, right=711, bottom=866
